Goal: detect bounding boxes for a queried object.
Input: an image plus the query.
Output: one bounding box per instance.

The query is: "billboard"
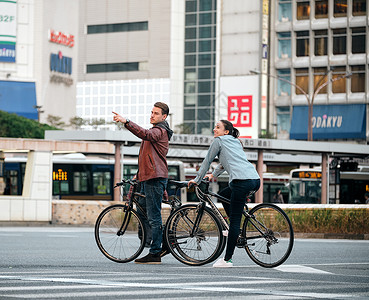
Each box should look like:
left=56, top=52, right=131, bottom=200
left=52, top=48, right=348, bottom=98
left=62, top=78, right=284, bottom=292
left=219, top=76, right=259, bottom=139
left=290, top=104, right=366, bottom=140
left=0, top=0, right=16, bottom=63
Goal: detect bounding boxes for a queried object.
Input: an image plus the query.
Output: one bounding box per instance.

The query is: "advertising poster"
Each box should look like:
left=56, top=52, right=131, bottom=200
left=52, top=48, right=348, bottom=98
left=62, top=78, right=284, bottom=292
left=219, top=76, right=259, bottom=139
left=0, top=0, right=16, bottom=63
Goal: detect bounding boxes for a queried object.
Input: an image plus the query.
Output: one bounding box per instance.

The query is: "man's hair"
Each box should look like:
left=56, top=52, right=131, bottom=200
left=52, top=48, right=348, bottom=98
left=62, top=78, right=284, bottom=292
left=154, top=102, right=169, bottom=116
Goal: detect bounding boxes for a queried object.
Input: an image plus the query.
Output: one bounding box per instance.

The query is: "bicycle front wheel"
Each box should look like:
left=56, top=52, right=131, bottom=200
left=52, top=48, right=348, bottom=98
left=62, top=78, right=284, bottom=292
left=95, top=204, right=145, bottom=263
left=242, top=203, right=294, bottom=268
left=165, top=204, right=225, bottom=266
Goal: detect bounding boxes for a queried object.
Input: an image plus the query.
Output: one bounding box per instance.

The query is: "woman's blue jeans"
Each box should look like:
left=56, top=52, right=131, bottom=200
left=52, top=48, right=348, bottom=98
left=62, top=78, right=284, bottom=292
left=225, top=179, right=260, bottom=261
left=141, top=178, right=167, bottom=255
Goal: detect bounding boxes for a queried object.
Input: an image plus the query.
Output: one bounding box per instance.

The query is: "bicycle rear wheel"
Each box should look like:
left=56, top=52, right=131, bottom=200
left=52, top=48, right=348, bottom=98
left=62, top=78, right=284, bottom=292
left=242, top=203, right=294, bottom=268
left=165, top=204, right=225, bottom=266
left=95, top=204, right=145, bottom=263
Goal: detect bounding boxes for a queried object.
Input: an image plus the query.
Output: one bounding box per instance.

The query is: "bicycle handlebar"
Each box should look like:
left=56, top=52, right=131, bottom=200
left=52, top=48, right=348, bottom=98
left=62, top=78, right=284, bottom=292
left=114, top=179, right=136, bottom=188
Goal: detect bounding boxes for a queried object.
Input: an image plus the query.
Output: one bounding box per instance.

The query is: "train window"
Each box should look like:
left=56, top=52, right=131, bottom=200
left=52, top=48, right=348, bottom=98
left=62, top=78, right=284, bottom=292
left=93, top=172, right=111, bottom=194
left=53, top=180, right=69, bottom=194
left=123, top=165, right=139, bottom=179
left=73, top=172, right=88, bottom=192
left=4, top=170, right=18, bottom=195
left=168, top=166, right=179, bottom=180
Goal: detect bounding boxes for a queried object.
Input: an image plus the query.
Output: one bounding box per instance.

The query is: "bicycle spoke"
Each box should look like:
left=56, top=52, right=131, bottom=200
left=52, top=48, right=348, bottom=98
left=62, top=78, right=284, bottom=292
left=165, top=205, right=224, bottom=266
left=243, top=204, right=294, bottom=268
left=95, top=205, right=145, bottom=263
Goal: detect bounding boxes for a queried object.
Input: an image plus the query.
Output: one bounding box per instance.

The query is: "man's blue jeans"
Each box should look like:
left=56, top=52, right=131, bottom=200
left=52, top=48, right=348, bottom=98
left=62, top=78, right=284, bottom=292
left=141, top=178, right=167, bottom=255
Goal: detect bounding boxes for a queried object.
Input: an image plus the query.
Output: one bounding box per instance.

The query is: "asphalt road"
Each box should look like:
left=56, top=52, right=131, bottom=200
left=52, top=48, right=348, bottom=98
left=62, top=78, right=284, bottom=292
left=0, top=227, right=368, bottom=299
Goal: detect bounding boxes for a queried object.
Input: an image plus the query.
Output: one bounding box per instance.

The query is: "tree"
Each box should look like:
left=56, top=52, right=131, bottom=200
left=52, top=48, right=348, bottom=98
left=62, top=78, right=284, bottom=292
left=69, top=116, right=86, bottom=130
left=88, top=118, right=106, bottom=130
left=0, top=110, right=58, bottom=138
left=46, top=115, right=66, bottom=129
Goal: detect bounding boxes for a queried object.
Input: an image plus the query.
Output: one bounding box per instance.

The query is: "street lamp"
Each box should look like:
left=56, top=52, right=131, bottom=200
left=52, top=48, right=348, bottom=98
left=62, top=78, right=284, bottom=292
left=33, top=105, right=44, bottom=123
left=250, top=69, right=351, bottom=141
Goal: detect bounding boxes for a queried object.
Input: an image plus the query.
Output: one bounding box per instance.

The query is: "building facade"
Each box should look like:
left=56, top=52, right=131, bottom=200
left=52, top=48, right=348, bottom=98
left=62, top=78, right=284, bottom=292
left=76, top=0, right=265, bottom=138
left=271, top=0, right=368, bottom=142
left=0, top=0, right=79, bottom=124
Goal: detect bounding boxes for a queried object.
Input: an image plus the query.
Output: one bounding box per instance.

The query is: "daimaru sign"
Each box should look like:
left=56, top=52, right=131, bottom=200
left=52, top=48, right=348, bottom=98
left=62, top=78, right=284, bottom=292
left=50, top=51, right=72, bottom=75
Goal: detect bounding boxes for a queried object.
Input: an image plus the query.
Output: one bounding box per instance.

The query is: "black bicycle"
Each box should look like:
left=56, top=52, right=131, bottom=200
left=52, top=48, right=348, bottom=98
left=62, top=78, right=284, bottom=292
left=165, top=179, right=294, bottom=268
left=95, top=179, right=181, bottom=263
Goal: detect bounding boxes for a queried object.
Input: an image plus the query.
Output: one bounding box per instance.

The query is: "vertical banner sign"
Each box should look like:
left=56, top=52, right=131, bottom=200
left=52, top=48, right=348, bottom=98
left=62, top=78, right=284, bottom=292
left=228, top=96, right=253, bottom=127
left=260, top=0, right=269, bottom=133
left=0, top=0, right=16, bottom=62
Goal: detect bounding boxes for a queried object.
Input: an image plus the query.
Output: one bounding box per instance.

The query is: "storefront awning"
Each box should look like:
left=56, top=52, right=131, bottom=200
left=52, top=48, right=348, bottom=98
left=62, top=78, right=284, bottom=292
left=0, top=81, right=38, bottom=119
left=290, top=104, right=366, bottom=140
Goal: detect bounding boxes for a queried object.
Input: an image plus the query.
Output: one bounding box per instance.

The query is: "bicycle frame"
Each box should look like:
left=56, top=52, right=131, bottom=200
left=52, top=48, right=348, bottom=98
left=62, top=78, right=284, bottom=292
left=115, top=180, right=148, bottom=235
left=193, top=182, right=270, bottom=242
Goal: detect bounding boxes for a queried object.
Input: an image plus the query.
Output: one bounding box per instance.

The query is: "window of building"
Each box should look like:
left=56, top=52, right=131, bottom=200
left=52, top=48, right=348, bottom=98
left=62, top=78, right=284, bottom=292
left=184, top=108, right=196, bottom=120
left=332, top=66, right=347, bottom=93
left=278, top=0, right=292, bottom=22
left=314, top=30, right=328, bottom=56
left=296, top=31, right=309, bottom=57
left=351, top=65, right=365, bottom=93
left=277, top=69, right=291, bottom=96
left=352, top=27, right=366, bottom=54
left=185, top=54, right=196, bottom=66
left=313, top=67, right=329, bottom=94
left=184, top=0, right=217, bottom=134
left=278, top=32, right=291, bottom=58
left=199, top=40, right=212, bottom=52
left=334, top=0, right=347, bottom=17
left=295, top=68, right=309, bottom=95
left=315, top=0, right=328, bottom=18
left=276, top=107, right=291, bottom=134
left=199, top=0, right=215, bottom=11
left=353, top=0, right=366, bottom=16
left=333, top=28, right=346, bottom=55
left=199, top=13, right=213, bottom=25
left=185, top=41, right=196, bottom=53
left=297, top=1, right=310, bottom=20
left=86, top=62, right=139, bottom=73
left=198, top=94, right=213, bottom=106
left=186, top=14, right=197, bottom=26
left=87, top=21, right=148, bottom=34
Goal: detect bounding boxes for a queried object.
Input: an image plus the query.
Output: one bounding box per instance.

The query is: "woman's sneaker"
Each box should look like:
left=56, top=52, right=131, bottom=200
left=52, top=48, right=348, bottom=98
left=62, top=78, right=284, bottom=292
left=213, top=258, right=233, bottom=268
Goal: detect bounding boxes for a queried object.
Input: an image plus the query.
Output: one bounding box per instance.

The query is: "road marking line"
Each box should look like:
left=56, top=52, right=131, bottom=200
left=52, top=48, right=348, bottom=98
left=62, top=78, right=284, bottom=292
left=0, top=275, right=288, bottom=287
left=275, top=265, right=332, bottom=274
left=0, top=289, right=203, bottom=299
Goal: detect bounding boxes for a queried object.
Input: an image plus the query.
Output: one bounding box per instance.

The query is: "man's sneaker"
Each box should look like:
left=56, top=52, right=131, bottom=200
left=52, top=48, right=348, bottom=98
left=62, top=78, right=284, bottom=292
left=213, top=258, right=233, bottom=268
left=134, top=253, right=161, bottom=264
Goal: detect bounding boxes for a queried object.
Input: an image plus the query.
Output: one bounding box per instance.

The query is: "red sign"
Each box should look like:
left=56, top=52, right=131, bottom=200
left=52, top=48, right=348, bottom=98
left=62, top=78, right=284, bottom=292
left=227, top=95, right=252, bottom=127
left=48, top=29, right=74, bottom=48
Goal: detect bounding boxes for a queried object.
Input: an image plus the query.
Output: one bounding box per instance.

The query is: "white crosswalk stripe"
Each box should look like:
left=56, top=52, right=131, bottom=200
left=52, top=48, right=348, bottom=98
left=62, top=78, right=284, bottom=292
left=0, top=266, right=367, bottom=299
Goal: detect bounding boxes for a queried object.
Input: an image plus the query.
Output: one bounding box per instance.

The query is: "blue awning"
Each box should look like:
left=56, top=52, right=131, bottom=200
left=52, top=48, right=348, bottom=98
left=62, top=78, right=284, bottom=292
left=0, top=81, right=38, bottom=120
left=290, top=104, right=366, bottom=140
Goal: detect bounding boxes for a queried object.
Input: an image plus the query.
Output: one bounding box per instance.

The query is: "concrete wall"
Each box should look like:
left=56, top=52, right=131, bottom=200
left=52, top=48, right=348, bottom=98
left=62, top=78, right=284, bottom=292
left=0, top=151, right=52, bottom=221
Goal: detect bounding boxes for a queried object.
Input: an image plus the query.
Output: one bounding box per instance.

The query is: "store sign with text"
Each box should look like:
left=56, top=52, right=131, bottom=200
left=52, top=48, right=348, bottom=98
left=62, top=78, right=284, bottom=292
left=49, top=51, right=73, bottom=86
left=48, top=29, right=74, bottom=47
left=227, top=95, right=253, bottom=127
left=0, top=0, right=17, bottom=62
